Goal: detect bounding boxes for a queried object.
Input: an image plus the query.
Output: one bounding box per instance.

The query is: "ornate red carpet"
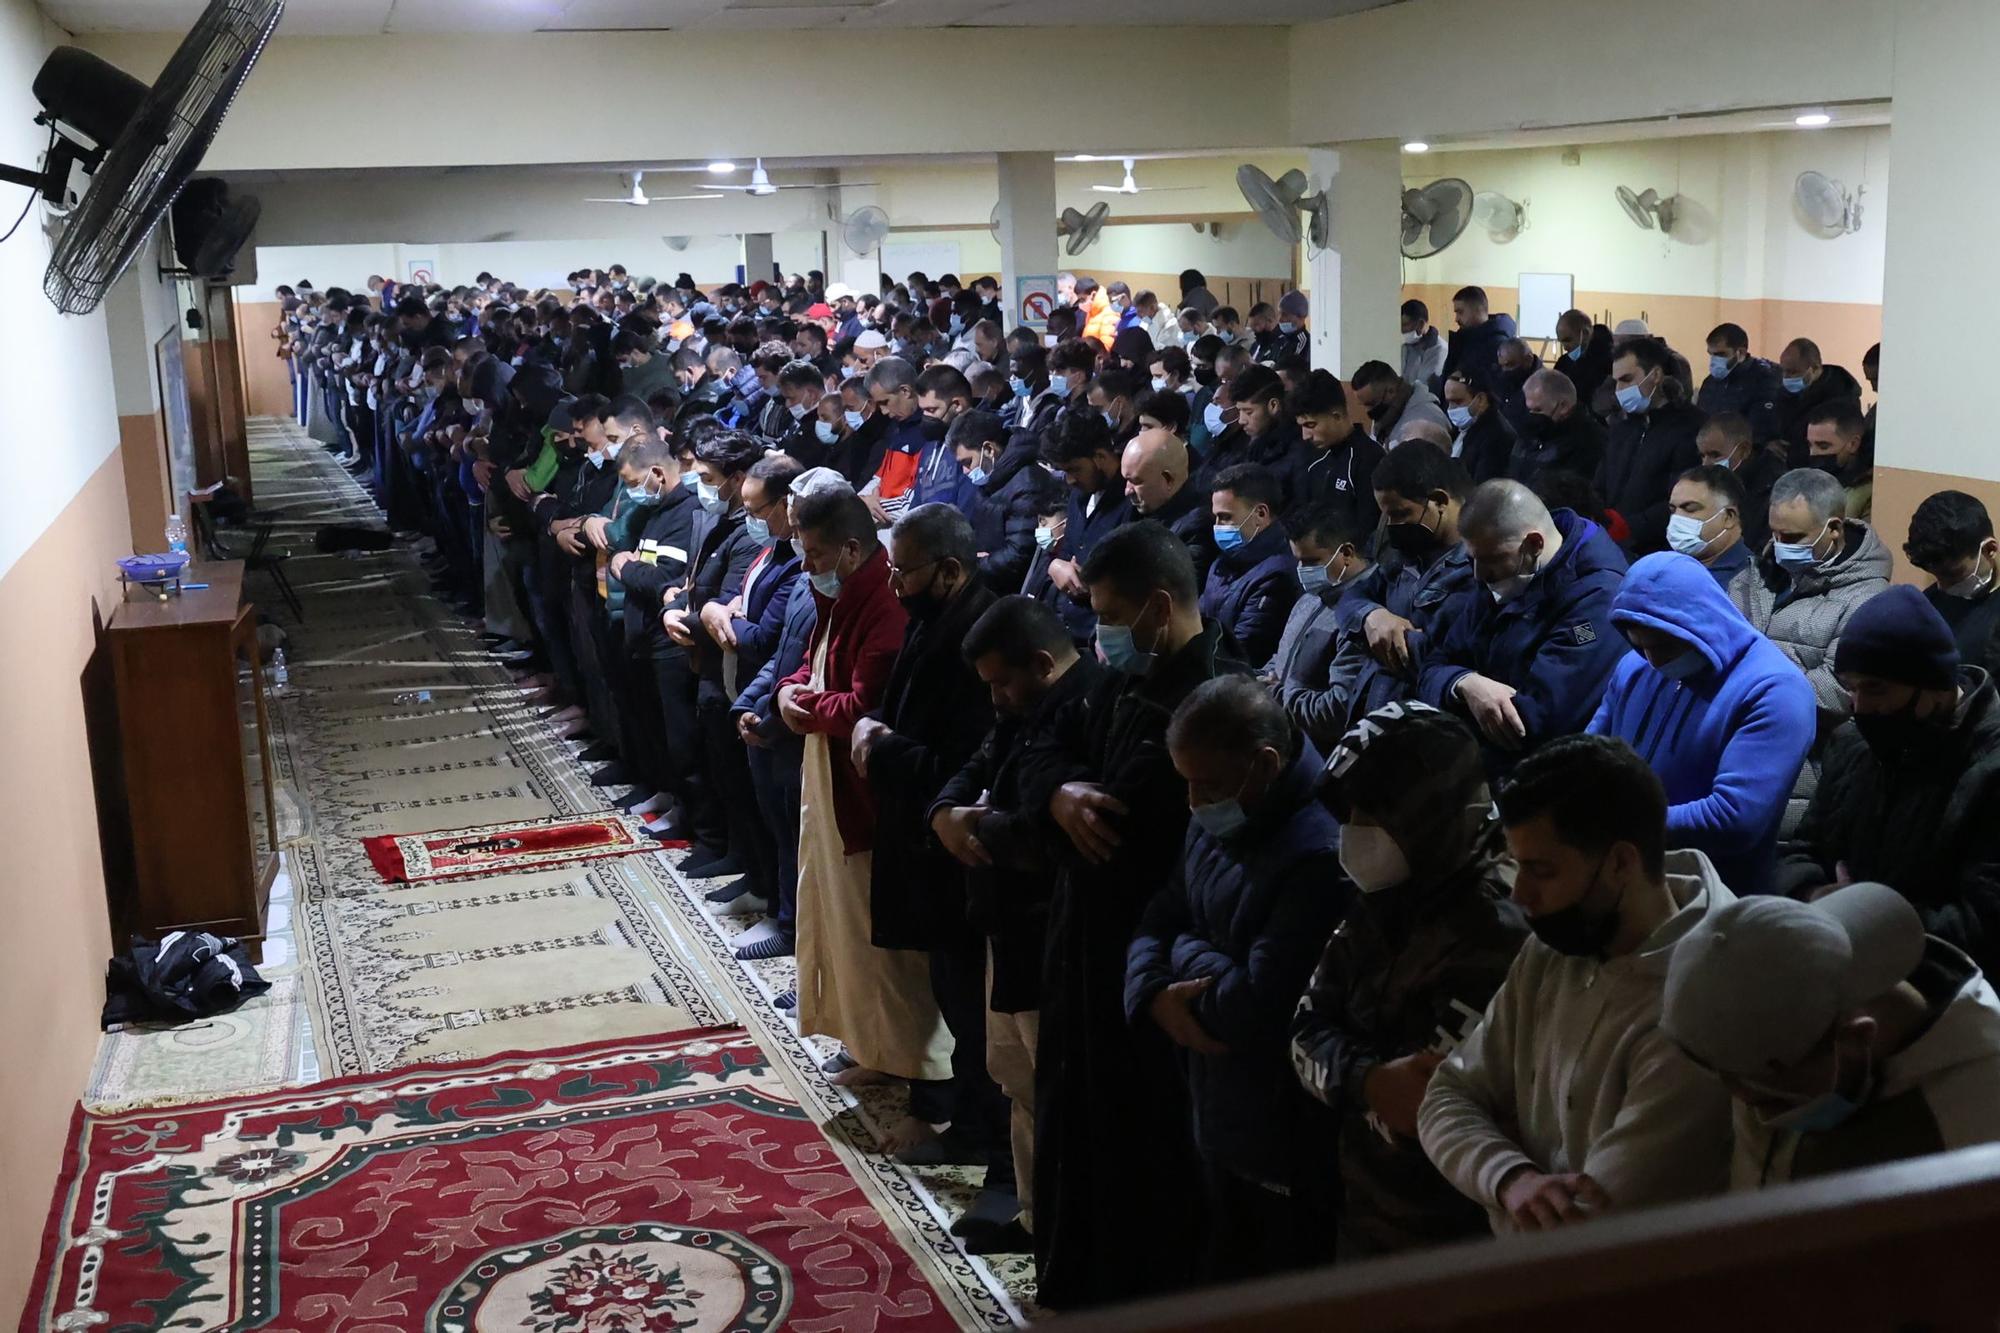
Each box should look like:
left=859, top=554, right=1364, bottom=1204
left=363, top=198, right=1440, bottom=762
left=22, top=1029, right=961, bottom=1332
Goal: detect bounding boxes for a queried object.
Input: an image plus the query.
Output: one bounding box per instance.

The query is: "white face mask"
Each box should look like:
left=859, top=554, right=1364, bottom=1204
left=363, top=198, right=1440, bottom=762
left=1339, top=824, right=1409, bottom=892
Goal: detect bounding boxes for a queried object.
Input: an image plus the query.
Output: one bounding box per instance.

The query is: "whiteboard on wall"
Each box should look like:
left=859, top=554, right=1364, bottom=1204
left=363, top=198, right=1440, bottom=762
left=881, top=242, right=961, bottom=287
left=1516, top=273, right=1574, bottom=341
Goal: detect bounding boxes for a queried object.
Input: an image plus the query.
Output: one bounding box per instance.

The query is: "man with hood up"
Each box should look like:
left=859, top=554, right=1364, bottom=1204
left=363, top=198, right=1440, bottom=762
left=1588, top=552, right=1816, bottom=895
left=1292, top=701, right=1529, bottom=1259
left=1418, top=734, right=1736, bottom=1233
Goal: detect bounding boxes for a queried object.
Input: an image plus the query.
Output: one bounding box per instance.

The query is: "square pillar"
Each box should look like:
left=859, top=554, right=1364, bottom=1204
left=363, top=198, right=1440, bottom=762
left=742, top=232, right=775, bottom=287
left=1306, top=141, right=1403, bottom=377
left=997, top=152, right=1059, bottom=332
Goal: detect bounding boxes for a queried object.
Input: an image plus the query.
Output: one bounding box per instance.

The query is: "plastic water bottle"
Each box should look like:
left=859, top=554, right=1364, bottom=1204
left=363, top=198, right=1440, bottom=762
left=271, top=647, right=289, bottom=694
left=164, top=513, right=189, bottom=560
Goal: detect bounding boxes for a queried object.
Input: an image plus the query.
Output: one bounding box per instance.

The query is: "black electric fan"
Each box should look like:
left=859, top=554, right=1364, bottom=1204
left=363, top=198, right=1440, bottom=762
left=0, top=0, right=284, bottom=315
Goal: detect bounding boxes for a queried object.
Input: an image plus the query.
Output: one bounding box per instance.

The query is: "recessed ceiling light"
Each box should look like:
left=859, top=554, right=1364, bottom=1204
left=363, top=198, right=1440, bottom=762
left=706, top=160, right=736, bottom=173
left=1794, top=111, right=1831, bottom=128
left=1403, top=141, right=1431, bottom=154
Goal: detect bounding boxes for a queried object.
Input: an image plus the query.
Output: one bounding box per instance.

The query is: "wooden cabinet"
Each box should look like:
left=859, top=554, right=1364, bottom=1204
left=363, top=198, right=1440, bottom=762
left=104, top=560, right=277, bottom=956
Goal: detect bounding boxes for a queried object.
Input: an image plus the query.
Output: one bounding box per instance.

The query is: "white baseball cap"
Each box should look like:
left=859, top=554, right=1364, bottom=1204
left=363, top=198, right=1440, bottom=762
left=825, top=283, right=858, bottom=303
left=1662, top=882, right=1926, bottom=1078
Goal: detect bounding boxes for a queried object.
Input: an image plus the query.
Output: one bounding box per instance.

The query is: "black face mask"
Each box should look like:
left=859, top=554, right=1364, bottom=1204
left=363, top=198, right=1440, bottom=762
left=1193, top=366, right=1219, bottom=389
left=1524, top=411, right=1555, bottom=438
left=1384, top=505, right=1443, bottom=559
left=1854, top=694, right=1957, bottom=766
left=1807, top=453, right=1846, bottom=478
left=1365, top=400, right=1392, bottom=422
left=1528, top=857, right=1623, bottom=958
left=897, top=571, right=953, bottom=622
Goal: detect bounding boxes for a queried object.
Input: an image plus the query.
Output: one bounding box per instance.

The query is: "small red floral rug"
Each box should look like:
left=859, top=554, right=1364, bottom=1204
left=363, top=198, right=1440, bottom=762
left=21, top=1029, right=962, bottom=1332
left=361, top=812, right=684, bottom=883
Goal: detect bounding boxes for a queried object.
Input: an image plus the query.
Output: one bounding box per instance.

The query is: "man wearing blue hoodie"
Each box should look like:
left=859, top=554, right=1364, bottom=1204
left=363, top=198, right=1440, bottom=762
left=1418, top=480, right=1629, bottom=774
left=1588, top=552, right=1816, bottom=895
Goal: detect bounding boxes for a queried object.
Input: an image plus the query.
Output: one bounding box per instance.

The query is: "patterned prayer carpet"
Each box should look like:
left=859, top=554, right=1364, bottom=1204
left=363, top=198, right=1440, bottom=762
left=23, top=1030, right=966, bottom=1332
left=62, top=421, right=1033, bottom=1324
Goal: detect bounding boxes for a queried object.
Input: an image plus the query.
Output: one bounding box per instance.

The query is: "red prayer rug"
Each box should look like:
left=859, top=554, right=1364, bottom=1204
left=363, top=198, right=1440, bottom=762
left=361, top=812, right=684, bottom=883
left=23, top=1028, right=964, bottom=1333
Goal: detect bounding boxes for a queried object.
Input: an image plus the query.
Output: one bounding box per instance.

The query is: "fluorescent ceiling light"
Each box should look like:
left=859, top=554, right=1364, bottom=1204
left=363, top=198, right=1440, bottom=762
left=1794, top=111, right=1832, bottom=128
left=706, top=160, right=736, bottom=173
left=1403, top=141, right=1431, bottom=153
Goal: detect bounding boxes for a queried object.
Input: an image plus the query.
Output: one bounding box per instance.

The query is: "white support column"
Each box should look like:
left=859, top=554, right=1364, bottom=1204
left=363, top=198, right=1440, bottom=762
left=996, top=152, right=1059, bottom=333
left=1305, top=141, right=1403, bottom=377
left=742, top=232, right=775, bottom=286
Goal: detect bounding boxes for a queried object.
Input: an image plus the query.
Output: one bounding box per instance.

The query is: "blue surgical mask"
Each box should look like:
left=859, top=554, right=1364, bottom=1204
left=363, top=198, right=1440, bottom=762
left=1192, top=798, right=1249, bottom=840
left=1097, top=621, right=1156, bottom=674
left=1009, top=374, right=1029, bottom=398
left=1709, top=353, right=1734, bottom=380
left=1566, top=344, right=1584, bottom=362
left=1100, top=409, right=1117, bottom=429
left=1213, top=523, right=1245, bottom=551
left=810, top=567, right=843, bottom=598
left=1446, top=404, right=1475, bottom=430
left=1616, top=382, right=1651, bottom=415
left=1297, top=562, right=1330, bottom=594
left=587, top=450, right=607, bottom=470
left=843, top=408, right=865, bottom=430
left=696, top=480, right=722, bottom=512
left=1782, top=375, right=1808, bottom=395
left=1034, top=526, right=1057, bottom=551
left=624, top=483, right=651, bottom=504
left=1278, top=321, right=1298, bottom=335
left=967, top=465, right=990, bottom=485
left=1151, top=375, right=1170, bottom=394
left=1203, top=401, right=1227, bottom=435
left=745, top=514, right=772, bottom=545
left=1048, top=376, right=1071, bottom=400
left=1667, top=511, right=1723, bottom=558
left=1773, top=539, right=1822, bottom=571
left=816, top=419, right=840, bottom=444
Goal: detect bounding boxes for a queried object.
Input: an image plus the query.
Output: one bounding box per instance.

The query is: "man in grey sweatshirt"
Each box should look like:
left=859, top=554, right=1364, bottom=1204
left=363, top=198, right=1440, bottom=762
left=1418, top=734, right=1734, bottom=1233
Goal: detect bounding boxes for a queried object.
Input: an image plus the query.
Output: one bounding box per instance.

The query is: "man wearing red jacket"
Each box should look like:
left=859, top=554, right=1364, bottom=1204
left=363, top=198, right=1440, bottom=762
left=779, top=487, right=953, bottom=1096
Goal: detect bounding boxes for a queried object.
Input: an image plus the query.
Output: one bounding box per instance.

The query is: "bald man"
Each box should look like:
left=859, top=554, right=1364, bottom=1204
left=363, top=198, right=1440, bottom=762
left=1122, top=426, right=1218, bottom=582
left=1417, top=479, right=1630, bottom=773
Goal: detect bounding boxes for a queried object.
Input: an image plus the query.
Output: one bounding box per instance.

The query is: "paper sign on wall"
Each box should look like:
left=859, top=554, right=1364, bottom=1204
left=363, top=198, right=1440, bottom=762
left=1017, top=274, right=1057, bottom=330
left=406, top=257, right=437, bottom=286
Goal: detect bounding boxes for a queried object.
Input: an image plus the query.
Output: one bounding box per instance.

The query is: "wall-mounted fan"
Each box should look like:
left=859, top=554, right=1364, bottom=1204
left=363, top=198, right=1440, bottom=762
left=1400, top=178, right=1474, bottom=258
left=585, top=172, right=723, bottom=206
left=1794, top=170, right=1864, bottom=235
left=1615, top=185, right=1679, bottom=234
left=842, top=205, right=891, bottom=256
left=0, top=0, right=285, bottom=314
left=1237, top=165, right=1330, bottom=250
left=1091, top=157, right=1197, bottom=196
left=1058, top=202, right=1109, bottom=255
left=1472, top=190, right=1526, bottom=243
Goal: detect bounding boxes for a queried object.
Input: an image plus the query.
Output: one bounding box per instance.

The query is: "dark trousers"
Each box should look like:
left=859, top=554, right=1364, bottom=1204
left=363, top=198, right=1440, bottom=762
left=746, top=741, right=802, bottom=935
left=698, top=679, right=768, bottom=888
left=616, top=642, right=668, bottom=793
left=1199, top=1157, right=1337, bottom=1286
left=652, top=649, right=721, bottom=847
left=910, top=931, right=1015, bottom=1194
left=534, top=546, right=581, bottom=699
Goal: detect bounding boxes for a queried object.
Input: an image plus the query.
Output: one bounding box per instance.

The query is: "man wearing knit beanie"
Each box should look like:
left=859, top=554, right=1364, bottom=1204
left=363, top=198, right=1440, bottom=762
left=1776, top=584, right=2000, bottom=977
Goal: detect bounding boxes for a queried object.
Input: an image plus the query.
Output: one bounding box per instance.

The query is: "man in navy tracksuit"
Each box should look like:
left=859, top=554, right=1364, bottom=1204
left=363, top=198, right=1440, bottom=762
left=1417, top=479, right=1629, bottom=775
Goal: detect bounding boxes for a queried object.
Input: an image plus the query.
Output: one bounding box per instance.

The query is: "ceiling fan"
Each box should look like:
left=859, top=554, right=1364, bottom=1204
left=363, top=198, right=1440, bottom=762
left=699, top=156, right=877, bottom=198
left=1091, top=157, right=1197, bottom=196
left=583, top=172, right=724, bottom=206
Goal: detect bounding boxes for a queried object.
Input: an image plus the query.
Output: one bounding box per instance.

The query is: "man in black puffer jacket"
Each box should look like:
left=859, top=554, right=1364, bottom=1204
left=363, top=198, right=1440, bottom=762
left=1776, top=337, right=1865, bottom=466
left=950, top=410, right=1064, bottom=595
left=1695, top=322, right=1784, bottom=444
left=1291, top=701, right=1528, bottom=1259
left=1599, top=336, right=1705, bottom=554
left=1122, top=425, right=1219, bottom=584
left=1126, top=675, right=1347, bottom=1283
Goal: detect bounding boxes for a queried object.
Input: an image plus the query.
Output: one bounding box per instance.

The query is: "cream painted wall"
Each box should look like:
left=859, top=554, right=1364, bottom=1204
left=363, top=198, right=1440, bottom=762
left=1399, top=129, right=1886, bottom=321
left=79, top=27, right=1291, bottom=172
left=1290, top=0, right=1892, bottom=147
left=0, top=0, right=122, bottom=579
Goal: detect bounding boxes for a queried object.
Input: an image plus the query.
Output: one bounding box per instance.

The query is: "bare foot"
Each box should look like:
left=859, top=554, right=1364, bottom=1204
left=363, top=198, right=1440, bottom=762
left=829, top=1064, right=894, bottom=1088
left=876, top=1115, right=941, bottom=1155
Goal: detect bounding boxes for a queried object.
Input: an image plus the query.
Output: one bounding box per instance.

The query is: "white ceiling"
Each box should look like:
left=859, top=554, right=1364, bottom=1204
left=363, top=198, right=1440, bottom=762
left=42, top=0, right=1402, bottom=34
